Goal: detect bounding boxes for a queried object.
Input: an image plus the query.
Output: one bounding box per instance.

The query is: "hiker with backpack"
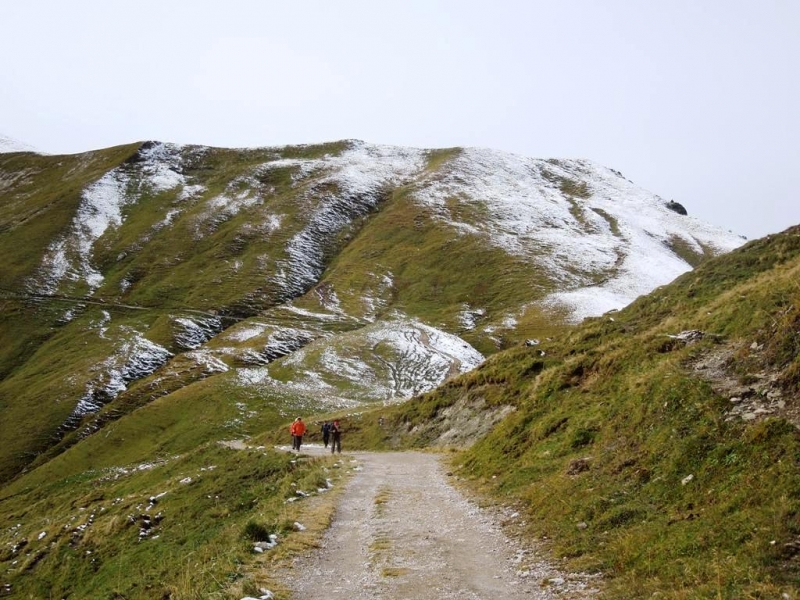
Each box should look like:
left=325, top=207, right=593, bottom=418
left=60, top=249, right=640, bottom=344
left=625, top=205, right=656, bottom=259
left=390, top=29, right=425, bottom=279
left=330, top=419, right=342, bottom=454
left=290, top=417, right=306, bottom=451
left=321, top=421, right=331, bottom=448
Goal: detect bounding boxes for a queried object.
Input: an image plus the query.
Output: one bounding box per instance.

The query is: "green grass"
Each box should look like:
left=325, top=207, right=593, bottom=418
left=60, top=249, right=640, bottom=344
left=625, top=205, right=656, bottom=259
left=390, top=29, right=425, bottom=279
left=369, top=225, right=800, bottom=598
left=424, top=147, right=462, bottom=172
left=0, top=441, right=346, bottom=599
left=665, top=234, right=713, bottom=267
left=591, top=207, right=622, bottom=238
left=0, top=140, right=412, bottom=482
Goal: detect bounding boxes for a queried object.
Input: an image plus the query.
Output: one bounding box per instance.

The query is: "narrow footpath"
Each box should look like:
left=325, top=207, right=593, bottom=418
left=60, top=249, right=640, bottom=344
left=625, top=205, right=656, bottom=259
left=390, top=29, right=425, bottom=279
left=280, top=449, right=599, bottom=599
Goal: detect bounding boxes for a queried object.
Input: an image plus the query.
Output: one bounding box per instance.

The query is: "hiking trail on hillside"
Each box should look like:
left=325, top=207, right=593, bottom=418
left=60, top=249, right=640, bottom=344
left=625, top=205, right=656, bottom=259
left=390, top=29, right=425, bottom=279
left=278, top=448, right=600, bottom=599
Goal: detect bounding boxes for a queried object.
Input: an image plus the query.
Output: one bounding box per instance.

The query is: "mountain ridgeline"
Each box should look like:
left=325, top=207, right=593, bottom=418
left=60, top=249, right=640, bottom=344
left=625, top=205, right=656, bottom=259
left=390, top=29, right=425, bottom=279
left=0, top=139, right=742, bottom=484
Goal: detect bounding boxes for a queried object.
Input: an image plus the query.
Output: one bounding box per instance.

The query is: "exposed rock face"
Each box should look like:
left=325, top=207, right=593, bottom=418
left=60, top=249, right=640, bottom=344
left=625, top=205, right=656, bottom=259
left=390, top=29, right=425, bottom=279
left=690, top=342, right=799, bottom=429
left=666, top=200, right=688, bottom=215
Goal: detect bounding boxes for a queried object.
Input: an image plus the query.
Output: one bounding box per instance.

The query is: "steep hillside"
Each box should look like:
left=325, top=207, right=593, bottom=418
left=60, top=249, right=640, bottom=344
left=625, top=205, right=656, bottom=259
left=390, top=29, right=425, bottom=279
left=0, top=139, right=743, bottom=485
left=376, top=225, right=800, bottom=598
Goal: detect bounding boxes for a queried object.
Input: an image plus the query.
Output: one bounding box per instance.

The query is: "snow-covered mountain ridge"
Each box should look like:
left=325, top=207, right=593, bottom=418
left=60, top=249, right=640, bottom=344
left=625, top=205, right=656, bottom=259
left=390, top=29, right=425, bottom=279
left=0, top=138, right=744, bottom=482
left=0, top=133, right=41, bottom=154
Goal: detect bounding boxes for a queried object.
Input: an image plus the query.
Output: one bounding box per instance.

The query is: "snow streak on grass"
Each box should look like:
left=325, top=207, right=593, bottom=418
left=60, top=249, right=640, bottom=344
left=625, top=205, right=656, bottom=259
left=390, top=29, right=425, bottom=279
left=411, top=148, right=744, bottom=321
left=29, top=143, right=191, bottom=295
left=234, top=315, right=483, bottom=407
left=69, top=327, right=172, bottom=422
left=266, top=142, right=427, bottom=298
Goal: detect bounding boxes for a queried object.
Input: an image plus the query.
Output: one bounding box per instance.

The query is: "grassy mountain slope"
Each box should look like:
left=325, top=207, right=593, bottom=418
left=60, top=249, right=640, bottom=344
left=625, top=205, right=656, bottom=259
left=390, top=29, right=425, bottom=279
left=0, top=134, right=789, bottom=600
left=0, top=138, right=752, bottom=598
left=0, top=140, right=743, bottom=486
left=368, top=225, right=800, bottom=598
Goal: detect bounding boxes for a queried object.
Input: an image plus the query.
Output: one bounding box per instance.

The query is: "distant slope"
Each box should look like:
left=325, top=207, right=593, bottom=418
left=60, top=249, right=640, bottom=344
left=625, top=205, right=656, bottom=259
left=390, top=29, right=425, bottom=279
left=382, top=225, right=800, bottom=598
left=0, top=139, right=743, bottom=483
left=0, top=134, right=41, bottom=154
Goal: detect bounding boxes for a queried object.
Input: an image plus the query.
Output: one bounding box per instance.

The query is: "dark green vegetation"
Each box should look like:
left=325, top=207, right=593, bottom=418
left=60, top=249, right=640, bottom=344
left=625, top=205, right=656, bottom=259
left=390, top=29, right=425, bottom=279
left=360, top=225, right=800, bottom=598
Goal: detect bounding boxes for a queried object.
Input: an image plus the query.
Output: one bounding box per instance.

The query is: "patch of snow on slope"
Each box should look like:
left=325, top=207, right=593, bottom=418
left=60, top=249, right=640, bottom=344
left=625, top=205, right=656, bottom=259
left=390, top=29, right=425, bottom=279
left=92, top=310, right=112, bottom=338
left=413, top=148, right=745, bottom=321
left=217, top=320, right=320, bottom=365
left=361, top=271, right=394, bottom=322
left=185, top=350, right=229, bottom=374
left=31, top=142, right=195, bottom=294
left=362, top=318, right=484, bottom=400
left=319, top=347, right=372, bottom=380
left=501, top=315, right=518, bottom=328
left=261, top=327, right=317, bottom=362
left=414, top=149, right=579, bottom=261
left=35, top=168, right=132, bottom=293
left=178, top=184, right=206, bottom=201
left=173, top=316, right=223, bottom=350
left=155, top=208, right=182, bottom=230
left=235, top=368, right=272, bottom=387
left=197, top=173, right=263, bottom=230
left=136, top=142, right=188, bottom=192
left=538, top=160, right=745, bottom=322
left=238, top=316, right=483, bottom=405
left=224, top=322, right=269, bottom=342
left=278, top=304, right=344, bottom=322
left=267, top=142, right=427, bottom=298
left=313, top=286, right=343, bottom=314
left=207, top=190, right=261, bottom=216
left=67, top=330, right=172, bottom=424
left=458, top=305, right=485, bottom=330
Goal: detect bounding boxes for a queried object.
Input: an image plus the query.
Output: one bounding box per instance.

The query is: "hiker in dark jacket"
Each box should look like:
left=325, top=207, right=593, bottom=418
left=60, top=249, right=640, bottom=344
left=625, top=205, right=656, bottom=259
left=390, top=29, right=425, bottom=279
left=321, top=421, right=331, bottom=448
left=330, top=419, right=342, bottom=454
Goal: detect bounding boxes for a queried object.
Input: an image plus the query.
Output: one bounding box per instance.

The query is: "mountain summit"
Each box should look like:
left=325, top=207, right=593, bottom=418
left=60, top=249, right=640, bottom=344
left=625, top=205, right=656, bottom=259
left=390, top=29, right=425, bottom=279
left=0, top=139, right=743, bottom=483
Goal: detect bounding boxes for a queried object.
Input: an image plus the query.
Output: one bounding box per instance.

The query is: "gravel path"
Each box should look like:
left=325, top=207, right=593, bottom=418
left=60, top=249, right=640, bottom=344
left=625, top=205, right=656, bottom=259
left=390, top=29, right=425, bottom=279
left=282, top=448, right=599, bottom=599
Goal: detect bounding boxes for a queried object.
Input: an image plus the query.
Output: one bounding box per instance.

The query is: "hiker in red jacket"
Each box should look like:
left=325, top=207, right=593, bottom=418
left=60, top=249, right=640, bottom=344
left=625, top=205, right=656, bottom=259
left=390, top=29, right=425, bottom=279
left=290, top=417, right=306, bottom=451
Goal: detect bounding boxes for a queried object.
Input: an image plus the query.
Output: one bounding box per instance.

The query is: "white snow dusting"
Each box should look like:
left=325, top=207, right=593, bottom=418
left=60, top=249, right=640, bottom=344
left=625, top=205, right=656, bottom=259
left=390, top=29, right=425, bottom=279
left=223, top=322, right=270, bottom=343
left=411, top=148, right=744, bottom=321
left=0, top=134, right=41, bottom=154
left=30, top=142, right=195, bottom=295
left=235, top=315, right=483, bottom=405
left=68, top=329, right=172, bottom=422
left=136, top=142, right=189, bottom=193
left=185, top=350, right=229, bottom=374
left=458, top=305, right=486, bottom=330
left=173, top=316, right=223, bottom=350
left=35, top=169, right=131, bottom=293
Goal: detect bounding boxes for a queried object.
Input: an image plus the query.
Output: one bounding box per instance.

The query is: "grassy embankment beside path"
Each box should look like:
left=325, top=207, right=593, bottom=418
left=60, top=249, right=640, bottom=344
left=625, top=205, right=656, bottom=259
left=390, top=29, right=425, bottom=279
left=0, top=435, right=356, bottom=599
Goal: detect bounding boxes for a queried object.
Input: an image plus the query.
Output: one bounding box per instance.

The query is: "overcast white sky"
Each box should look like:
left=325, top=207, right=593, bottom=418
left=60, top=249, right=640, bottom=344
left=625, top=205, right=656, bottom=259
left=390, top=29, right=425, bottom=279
left=1, top=1, right=798, bottom=239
